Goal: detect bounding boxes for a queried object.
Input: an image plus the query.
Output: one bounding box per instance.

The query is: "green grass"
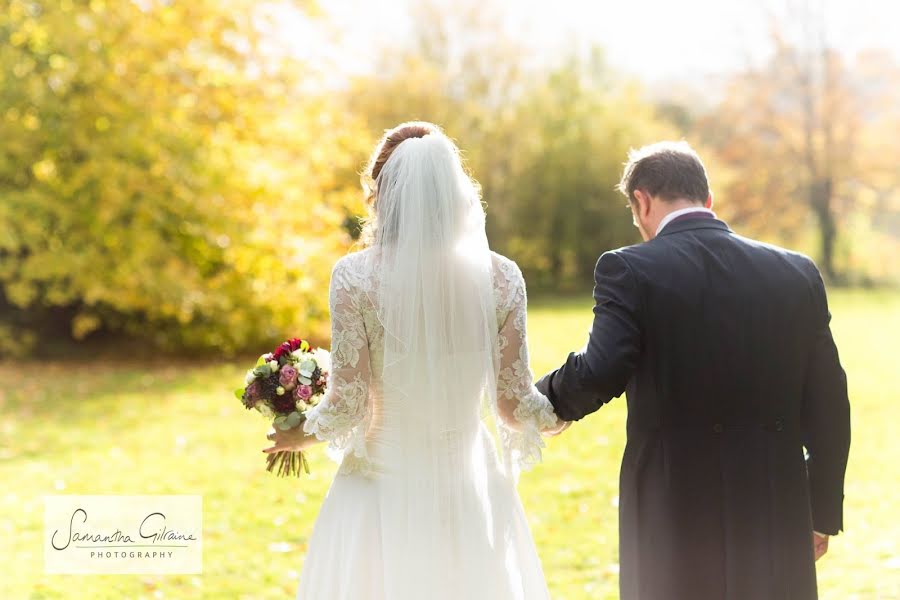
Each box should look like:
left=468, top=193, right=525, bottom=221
left=1, top=290, right=898, bottom=599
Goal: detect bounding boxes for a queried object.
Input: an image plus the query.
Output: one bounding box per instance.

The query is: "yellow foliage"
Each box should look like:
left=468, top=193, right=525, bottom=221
left=0, top=0, right=367, bottom=354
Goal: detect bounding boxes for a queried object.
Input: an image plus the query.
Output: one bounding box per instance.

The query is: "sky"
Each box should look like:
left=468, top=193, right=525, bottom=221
left=271, top=0, right=900, bottom=83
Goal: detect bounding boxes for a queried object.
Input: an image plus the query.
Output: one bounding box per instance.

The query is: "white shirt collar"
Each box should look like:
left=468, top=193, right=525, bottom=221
left=655, top=207, right=716, bottom=236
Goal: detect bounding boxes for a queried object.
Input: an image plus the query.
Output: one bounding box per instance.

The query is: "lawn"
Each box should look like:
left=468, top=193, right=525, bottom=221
left=1, top=290, right=898, bottom=599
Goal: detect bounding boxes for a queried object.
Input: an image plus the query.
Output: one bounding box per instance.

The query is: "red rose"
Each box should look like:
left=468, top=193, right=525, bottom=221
left=273, top=338, right=305, bottom=361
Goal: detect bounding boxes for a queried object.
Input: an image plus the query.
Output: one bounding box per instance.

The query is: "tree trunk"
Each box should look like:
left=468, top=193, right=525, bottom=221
left=550, top=208, right=565, bottom=288
left=809, top=177, right=837, bottom=282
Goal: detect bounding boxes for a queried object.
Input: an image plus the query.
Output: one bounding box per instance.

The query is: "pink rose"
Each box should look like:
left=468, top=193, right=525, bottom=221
left=292, top=384, right=311, bottom=404
left=279, top=365, right=298, bottom=389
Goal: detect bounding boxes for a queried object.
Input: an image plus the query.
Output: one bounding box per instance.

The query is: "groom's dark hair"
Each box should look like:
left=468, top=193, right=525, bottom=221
left=617, top=141, right=710, bottom=204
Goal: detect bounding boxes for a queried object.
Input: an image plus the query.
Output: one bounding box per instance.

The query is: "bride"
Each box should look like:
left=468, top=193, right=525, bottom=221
left=264, top=121, right=567, bottom=599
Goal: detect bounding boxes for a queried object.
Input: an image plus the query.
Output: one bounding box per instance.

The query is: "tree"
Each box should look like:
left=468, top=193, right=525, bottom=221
left=700, top=1, right=871, bottom=281
left=494, top=51, right=674, bottom=288
left=343, top=1, right=672, bottom=289
left=0, top=0, right=365, bottom=354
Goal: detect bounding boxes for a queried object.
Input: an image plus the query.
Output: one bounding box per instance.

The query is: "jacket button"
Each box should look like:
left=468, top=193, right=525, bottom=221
left=713, top=423, right=724, bottom=433
left=775, top=418, right=785, bottom=432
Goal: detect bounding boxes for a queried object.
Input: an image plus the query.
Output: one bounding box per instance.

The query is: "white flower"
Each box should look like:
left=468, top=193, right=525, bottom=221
left=312, top=348, right=331, bottom=373
left=276, top=386, right=285, bottom=395
left=244, top=370, right=256, bottom=385
left=255, top=402, right=274, bottom=419
left=267, top=360, right=278, bottom=372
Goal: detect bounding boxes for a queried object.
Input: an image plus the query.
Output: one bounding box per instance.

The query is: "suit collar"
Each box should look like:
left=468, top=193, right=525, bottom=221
left=655, top=207, right=715, bottom=235
left=656, top=217, right=732, bottom=237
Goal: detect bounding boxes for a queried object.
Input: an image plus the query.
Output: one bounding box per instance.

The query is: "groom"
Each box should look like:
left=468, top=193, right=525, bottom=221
left=535, top=141, right=850, bottom=600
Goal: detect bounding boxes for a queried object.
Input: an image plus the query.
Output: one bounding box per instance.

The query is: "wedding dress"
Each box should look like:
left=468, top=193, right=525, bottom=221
left=296, top=133, right=558, bottom=599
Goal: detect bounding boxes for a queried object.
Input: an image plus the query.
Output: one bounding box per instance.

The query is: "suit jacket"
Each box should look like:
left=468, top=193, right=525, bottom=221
left=535, top=216, right=850, bottom=600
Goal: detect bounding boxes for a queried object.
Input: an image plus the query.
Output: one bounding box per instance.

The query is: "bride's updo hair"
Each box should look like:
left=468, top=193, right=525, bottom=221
left=359, top=121, right=479, bottom=246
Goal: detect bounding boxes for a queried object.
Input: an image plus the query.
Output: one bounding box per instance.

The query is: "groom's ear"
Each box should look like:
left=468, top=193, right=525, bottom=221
left=633, top=189, right=652, bottom=217
left=704, top=193, right=714, bottom=210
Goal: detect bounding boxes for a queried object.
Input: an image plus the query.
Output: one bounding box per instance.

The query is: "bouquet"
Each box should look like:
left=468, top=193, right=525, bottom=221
left=235, top=337, right=330, bottom=477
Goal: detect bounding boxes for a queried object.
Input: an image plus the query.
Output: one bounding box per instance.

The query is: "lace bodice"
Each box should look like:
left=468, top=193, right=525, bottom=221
left=303, top=249, right=559, bottom=476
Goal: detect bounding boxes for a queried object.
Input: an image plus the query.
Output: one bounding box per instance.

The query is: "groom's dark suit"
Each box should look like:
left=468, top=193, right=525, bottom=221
left=535, top=214, right=850, bottom=600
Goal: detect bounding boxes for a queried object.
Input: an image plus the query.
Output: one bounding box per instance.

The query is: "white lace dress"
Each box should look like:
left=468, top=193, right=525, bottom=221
left=296, top=250, right=558, bottom=600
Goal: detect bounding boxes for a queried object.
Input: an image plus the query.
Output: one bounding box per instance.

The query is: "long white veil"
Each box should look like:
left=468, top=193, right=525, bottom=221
left=365, top=132, right=519, bottom=597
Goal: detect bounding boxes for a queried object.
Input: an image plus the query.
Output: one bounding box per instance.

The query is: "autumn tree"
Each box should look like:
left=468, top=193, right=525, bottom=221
left=699, top=1, right=881, bottom=281
left=0, top=0, right=365, bottom=354
left=344, top=0, right=671, bottom=288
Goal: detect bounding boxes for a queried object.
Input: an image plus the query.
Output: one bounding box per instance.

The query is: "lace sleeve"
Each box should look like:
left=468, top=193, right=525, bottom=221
left=302, top=258, right=373, bottom=474
left=495, top=261, right=560, bottom=473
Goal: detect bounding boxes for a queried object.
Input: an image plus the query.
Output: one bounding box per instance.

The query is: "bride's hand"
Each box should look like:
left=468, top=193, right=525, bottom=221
left=544, top=419, right=572, bottom=436
left=263, top=426, right=314, bottom=454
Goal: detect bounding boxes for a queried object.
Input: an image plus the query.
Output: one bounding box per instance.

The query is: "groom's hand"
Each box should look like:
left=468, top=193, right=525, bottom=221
left=813, top=532, right=829, bottom=561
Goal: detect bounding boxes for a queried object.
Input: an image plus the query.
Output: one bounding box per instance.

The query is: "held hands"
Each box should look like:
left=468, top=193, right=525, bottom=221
left=544, top=420, right=572, bottom=436
left=813, top=532, right=829, bottom=561
left=262, top=426, right=316, bottom=454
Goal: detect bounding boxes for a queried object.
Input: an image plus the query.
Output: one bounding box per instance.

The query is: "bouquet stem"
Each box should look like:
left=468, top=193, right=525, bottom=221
left=265, top=450, right=309, bottom=477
